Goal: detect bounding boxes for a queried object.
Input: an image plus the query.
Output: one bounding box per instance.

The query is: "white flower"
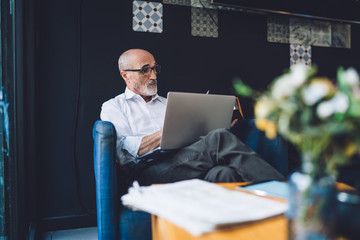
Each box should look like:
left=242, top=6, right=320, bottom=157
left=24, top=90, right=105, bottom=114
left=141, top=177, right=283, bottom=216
left=317, top=101, right=333, bottom=119
left=333, top=93, right=350, bottom=113
left=317, top=93, right=349, bottom=119
left=255, top=98, right=275, bottom=118
left=272, top=63, right=308, bottom=100
left=291, top=63, right=308, bottom=86
left=344, top=68, right=360, bottom=86
left=302, top=81, right=331, bottom=106
left=272, top=75, right=294, bottom=99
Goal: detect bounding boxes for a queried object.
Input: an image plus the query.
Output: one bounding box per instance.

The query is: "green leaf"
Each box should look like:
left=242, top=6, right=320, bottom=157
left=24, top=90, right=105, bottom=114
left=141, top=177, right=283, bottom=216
left=232, top=78, right=253, bottom=97
left=307, top=64, right=318, bottom=80
left=348, top=102, right=360, bottom=117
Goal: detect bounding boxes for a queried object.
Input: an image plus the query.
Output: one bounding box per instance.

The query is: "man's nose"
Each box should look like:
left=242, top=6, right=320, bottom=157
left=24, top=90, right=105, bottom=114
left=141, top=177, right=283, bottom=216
left=150, top=68, right=157, bottom=78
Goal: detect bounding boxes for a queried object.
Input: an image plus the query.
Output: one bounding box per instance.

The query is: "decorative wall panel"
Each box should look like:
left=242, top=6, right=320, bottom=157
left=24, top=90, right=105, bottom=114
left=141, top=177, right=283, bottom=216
left=267, top=16, right=290, bottom=43
left=163, top=0, right=191, bottom=6
left=332, top=23, right=351, bottom=48
left=309, top=20, right=331, bottom=47
left=290, top=44, right=312, bottom=67
left=190, top=0, right=240, bottom=11
left=191, top=7, right=218, bottom=38
left=191, top=0, right=217, bottom=9
left=268, top=16, right=350, bottom=49
left=133, top=1, right=163, bottom=33
left=289, top=18, right=331, bottom=47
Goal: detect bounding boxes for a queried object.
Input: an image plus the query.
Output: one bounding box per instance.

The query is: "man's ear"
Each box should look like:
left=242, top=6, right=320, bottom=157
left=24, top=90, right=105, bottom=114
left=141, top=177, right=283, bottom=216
left=120, top=70, right=129, bottom=82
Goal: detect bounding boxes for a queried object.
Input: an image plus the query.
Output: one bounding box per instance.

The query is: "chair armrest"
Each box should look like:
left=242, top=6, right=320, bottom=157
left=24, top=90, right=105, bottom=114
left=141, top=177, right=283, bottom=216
left=93, top=120, right=119, bottom=240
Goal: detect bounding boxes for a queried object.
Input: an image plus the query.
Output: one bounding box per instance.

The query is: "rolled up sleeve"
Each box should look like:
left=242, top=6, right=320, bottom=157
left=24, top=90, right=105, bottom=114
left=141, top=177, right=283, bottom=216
left=123, top=135, right=142, bottom=157
left=101, top=100, right=142, bottom=164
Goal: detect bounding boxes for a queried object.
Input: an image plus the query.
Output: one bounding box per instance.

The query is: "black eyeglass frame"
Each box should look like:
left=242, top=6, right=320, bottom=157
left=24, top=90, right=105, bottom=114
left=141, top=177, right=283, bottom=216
left=124, top=64, right=161, bottom=75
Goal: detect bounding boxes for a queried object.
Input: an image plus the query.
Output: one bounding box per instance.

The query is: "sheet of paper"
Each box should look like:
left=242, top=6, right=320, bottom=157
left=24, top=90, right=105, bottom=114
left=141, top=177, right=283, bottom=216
left=121, top=179, right=288, bottom=236
left=241, top=180, right=290, bottom=200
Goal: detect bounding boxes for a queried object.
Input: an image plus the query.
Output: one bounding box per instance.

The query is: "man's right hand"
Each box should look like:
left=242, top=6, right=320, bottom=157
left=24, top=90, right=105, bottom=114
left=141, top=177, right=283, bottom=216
left=137, top=130, right=162, bottom=156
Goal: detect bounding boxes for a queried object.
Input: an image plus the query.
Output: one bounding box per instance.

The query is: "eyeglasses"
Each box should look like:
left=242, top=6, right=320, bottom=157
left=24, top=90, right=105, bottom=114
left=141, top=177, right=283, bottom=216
left=124, top=64, right=161, bottom=76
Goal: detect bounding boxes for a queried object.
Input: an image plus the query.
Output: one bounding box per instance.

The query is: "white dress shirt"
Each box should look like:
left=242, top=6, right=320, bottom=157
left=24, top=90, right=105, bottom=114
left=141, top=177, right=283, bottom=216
left=100, top=87, right=167, bottom=165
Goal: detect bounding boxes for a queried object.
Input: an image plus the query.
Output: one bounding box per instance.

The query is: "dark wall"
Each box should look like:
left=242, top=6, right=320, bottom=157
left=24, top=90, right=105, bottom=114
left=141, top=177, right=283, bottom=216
left=31, top=0, right=360, bottom=229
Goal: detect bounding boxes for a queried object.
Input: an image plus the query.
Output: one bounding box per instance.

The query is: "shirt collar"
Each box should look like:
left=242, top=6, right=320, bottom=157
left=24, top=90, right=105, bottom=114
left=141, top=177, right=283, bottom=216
left=125, top=87, right=161, bottom=103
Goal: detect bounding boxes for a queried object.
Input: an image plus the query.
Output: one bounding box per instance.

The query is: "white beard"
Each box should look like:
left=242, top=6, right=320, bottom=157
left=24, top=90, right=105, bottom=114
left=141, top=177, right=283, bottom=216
left=143, top=80, right=158, bottom=96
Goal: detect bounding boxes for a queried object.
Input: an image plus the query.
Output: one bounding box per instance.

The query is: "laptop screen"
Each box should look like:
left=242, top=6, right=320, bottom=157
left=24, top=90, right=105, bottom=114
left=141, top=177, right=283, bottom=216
left=160, top=92, right=236, bottom=149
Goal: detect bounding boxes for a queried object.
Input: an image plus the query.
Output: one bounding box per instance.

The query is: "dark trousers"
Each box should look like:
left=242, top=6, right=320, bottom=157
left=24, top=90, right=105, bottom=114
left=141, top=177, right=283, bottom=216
left=134, top=128, right=285, bottom=186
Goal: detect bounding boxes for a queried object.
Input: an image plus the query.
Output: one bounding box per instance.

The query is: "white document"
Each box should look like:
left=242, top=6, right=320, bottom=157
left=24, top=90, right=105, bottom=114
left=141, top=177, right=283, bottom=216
left=121, top=179, right=288, bottom=236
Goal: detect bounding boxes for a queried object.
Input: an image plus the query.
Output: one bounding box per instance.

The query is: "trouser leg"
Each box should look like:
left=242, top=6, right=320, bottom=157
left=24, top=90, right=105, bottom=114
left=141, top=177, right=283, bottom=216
left=203, top=166, right=242, bottom=182
left=135, top=128, right=285, bottom=186
left=203, top=128, right=286, bottom=182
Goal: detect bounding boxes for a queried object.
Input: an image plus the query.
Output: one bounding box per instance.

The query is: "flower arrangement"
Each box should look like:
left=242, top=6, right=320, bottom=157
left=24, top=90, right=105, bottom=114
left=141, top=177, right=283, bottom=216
left=233, top=64, right=360, bottom=177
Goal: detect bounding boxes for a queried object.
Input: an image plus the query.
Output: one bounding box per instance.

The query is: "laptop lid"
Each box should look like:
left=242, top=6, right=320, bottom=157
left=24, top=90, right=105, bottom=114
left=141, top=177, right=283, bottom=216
left=160, top=92, right=236, bottom=150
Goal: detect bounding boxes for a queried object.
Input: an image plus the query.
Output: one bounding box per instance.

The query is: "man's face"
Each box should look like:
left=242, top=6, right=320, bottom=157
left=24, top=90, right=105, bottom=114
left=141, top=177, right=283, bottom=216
left=124, top=51, right=158, bottom=97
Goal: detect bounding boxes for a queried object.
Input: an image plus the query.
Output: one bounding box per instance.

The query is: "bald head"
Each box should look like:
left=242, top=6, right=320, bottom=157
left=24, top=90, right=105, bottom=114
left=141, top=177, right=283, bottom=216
left=118, top=49, right=158, bottom=102
left=118, top=49, right=154, bottom=72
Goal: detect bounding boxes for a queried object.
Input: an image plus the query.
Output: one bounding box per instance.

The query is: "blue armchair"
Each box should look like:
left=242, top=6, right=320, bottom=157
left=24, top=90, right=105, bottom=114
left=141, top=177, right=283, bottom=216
left=93, top=119, right=289, bottom=240
left=93, top=120, right=152, bottom=240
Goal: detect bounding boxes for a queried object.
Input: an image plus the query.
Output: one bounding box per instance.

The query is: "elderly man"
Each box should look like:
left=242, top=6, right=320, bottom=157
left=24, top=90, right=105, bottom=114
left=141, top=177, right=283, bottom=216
left=100, top=49, right=285, bottom=186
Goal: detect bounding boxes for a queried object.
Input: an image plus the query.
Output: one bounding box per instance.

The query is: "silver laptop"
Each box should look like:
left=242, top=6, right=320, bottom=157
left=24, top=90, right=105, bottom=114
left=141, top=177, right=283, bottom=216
left=138, top=92, right=236, bottom=160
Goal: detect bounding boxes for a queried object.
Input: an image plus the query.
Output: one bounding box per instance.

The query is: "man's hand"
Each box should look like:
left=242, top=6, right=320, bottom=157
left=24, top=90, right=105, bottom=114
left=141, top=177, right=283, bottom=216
left=138, top=130, right=162, bottom=156
left=230, top=118, right=238, bottom=128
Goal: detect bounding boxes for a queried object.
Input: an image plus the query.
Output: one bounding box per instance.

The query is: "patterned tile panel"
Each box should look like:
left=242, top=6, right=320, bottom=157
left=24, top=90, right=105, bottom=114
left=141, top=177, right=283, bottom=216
left=270, top=17, right=351, bottom=48
left=191, top=0, right=217, bottom=9
left=133, top=1, right=163, bottom=33
left=192, top=0, right=241, bottom=11
left=289, top=18, right=313, bottom=45
left=267, top=15, right=290, bottom=43
left=310, top=20, right=331, bottom=47
left=290, top=18, right=331, bottom=47
left=163, top=0, right=191, bottom=6
left=331, top=23, right=351, bottom=49
left=191, top=7, right=218, bottom=38
left=290, top=44, right=312, bottom=68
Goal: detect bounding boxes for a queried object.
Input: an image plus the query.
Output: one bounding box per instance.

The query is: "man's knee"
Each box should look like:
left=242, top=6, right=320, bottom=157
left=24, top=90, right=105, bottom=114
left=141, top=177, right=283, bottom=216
left=204, top=166, right=242, bottom=182
left=205, top=128, right=239, bottom=146
left=212, top=128, right=229, bottom=135
left=206, top=128, right=232, bottom=139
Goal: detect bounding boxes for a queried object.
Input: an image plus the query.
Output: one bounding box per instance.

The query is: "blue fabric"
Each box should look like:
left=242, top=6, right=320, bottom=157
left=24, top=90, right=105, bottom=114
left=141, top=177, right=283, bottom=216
left=119, top=208, right=152, bottom=240
left=93, top=120, right=152, bottom=240
left=93, top=120, right=119, bottom=240
left=230, top=119, right=289, bottom=177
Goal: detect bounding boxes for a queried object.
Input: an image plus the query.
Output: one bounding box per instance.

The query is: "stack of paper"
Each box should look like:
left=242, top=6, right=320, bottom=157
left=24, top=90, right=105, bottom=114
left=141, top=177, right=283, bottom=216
left=121, top=179, right=288, bottom=236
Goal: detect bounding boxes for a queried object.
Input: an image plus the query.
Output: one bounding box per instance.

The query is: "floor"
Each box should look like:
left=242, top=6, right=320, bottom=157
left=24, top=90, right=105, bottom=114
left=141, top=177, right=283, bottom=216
left=43, top=227, right=98, bottom=240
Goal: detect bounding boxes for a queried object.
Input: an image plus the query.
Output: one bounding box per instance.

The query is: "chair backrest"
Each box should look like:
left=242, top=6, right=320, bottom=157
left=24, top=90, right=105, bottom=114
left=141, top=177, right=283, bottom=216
left=93, top=120, right=119, bottom=240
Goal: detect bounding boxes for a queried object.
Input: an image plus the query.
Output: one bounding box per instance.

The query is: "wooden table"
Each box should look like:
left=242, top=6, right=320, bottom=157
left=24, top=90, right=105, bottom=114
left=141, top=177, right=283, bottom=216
left=151, top=182, right=354, bottom=240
